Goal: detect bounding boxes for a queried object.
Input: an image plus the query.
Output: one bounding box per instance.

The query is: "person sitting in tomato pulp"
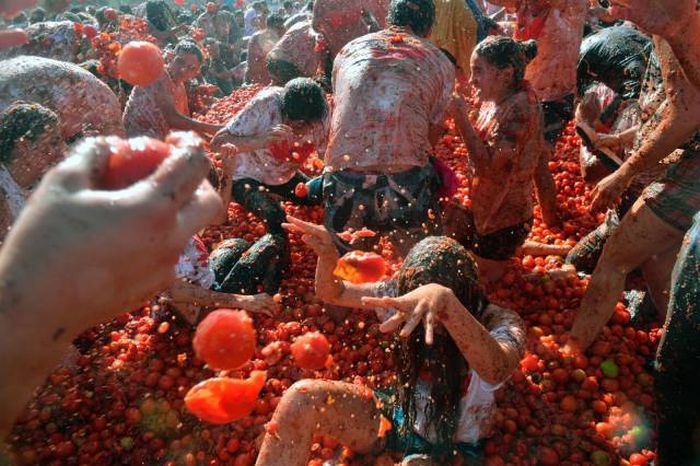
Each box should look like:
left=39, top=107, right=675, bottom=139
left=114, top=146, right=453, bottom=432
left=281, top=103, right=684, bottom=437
left=322, top=0, right=455, bottom=254
left=244, top=12, right=285, bottom=84
left=446, top=36, right=557, bottom=283
left=122, top=40, right=222, bottom=139
left=210, top=77, right=328, bottom=293
left=255, top=217, right=525, bottom=466
left=0, top=102, right=67, bottom=237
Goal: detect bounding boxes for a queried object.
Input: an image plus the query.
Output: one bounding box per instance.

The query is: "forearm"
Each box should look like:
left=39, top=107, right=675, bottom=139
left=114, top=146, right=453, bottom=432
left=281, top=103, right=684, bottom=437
left=314, top=250, right=345, bottom=303
left=211, top=131, right=264, bottom=153
left=170, top=280, right=254, bottom=308
left=167, top=112, right=221, bottom=135
left=452, top=111, right=490, bottom=170
left=441, top=295, right=518, bottom=384
left=534, top=153, right=559, bottom=225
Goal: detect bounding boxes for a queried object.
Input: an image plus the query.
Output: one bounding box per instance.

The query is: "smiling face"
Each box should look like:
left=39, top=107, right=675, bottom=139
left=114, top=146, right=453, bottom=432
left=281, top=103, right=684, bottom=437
left=469, top=52, right=515, bottom=102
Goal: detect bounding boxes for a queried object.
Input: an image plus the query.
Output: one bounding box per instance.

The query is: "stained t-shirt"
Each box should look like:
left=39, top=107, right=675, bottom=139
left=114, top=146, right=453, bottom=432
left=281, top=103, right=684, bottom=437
left=175, top=236, right=215, bottom=289
left=223, top=86, right=327, bottom=185
left=471, top=87, right=545, bottom=234
left=325, top=29, right=454, bottom=173
left=267, top=20, right=319, bottom=78
left=371, top=280, right=526, bottom=444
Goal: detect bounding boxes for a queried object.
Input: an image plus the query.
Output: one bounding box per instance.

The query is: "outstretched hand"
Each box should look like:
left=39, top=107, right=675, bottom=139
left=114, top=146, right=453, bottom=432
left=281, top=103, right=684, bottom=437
left=282, top=216, right=336, bottom=258
left=361, top=283, right=455, bottom=345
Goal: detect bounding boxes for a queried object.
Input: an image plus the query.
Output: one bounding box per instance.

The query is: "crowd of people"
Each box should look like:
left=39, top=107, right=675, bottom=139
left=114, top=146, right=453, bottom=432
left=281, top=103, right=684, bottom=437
left=0, top=0, right=699, bottom=464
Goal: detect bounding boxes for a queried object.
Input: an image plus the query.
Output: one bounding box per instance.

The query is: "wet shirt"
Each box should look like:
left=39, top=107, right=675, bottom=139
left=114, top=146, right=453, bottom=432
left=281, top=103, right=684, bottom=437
left=472, top=87, right=545, bottom=234
left=123, top=72, right=189, bottom=139
left=0, top=56, right=124, bottom=140
left=325, top=29, right=455, bottom=173
left=520, top=0, right=587, bottom=102
left=267, top=21, right=319, bottom=77
left=312, top=0, right=391, bottom=57
left=175, top=236, right=215, bottom=289
left=224, top=87, right=327, bottom=185
left=372, top=280, right=526, bottom=444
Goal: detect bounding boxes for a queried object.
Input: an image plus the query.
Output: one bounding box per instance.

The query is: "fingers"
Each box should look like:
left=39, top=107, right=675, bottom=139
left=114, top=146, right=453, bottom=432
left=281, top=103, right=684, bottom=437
left=424, top=310, right=435, bottom=346
left=361, top=296, right=401, bottom=309
left=400, top=301, right=428, bottom=338
left=284, top=216, right=327, bottom=237
left=176, top=181, right=224, bottom=240
left=46, top=137, right=112, bottom=192
left=378, top=311, right=406, bottom=334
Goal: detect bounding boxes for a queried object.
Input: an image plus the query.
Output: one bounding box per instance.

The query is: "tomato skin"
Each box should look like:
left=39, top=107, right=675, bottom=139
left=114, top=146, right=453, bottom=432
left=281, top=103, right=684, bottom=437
left=184, top=371, right=266, bottom=424
left=290, top=332, right=330, bottom=370
left=118, top=41, right=164, bottom=86
left=294, top=182, right=308, bottom=198
left=333, top=251, right=387, bottom=284
left=100, top=137, right=171, bottom=189
left=193, top=310, right=256, bottom=371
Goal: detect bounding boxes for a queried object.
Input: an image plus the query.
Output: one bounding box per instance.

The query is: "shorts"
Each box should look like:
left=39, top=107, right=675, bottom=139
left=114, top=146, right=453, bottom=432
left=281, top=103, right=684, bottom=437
left=643, top=151, right=700, bottom=232
left=541, top=94, right=575, bottom=145
left=374, top=389, right=482, bottom=460
left=445, top=204, right=531, bottom=261
left=323, top=162, right=443, bottom=252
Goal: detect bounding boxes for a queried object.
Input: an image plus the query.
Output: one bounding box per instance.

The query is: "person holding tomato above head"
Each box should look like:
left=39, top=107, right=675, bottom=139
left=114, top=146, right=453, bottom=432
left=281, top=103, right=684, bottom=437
left=322, top=0, right=454, bottom=255
left=123, top=40, right=222, bottom=140
left=209, top=77, right=328, bottom=293
left=567, top=0, right=700, bottom=354
left=255, top=217, right=525, bottom=466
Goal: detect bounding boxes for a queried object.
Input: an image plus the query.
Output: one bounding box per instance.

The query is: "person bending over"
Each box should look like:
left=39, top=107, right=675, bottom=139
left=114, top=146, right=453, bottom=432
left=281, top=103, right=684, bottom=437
left=254, top=218, right=525, bottom=466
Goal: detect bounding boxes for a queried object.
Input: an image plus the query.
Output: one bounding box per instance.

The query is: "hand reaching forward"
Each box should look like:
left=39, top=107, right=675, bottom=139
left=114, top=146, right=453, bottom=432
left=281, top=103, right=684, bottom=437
left=361, top=283, right=456, bottom=345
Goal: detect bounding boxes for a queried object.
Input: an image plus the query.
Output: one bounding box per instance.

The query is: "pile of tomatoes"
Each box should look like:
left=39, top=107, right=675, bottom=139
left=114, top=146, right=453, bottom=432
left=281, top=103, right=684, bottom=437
left=7, top=88, right=660, bottom=466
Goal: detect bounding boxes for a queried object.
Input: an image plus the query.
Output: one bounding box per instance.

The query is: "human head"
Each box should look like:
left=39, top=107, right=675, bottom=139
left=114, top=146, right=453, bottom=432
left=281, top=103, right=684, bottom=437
left=205, top=38, right=221, bottom=58
left=169, top=40, right=204, bottom=82
left=283, top=0, right=293, bottom=12
left=396, top=236, right=487, bottom=448
left=0, top=103, right=65, bottom=189
left=29, top=7, right=46, bottom=23
left=387, top=0, right=435, bottom=38
left=253, top=1, right=267, bottom=13
left=266, top=12, right=285, bottom=34
left=145, top=0, right=176, bottom=31
left=234, top=9, right=244, bottom=26
left=281, top=78, right=328, bottom=131
left=470, top=36, right=537, bottom=100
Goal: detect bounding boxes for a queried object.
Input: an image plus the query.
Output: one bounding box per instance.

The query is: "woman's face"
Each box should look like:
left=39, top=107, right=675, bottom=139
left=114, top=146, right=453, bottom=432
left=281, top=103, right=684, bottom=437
left=469, top=53, right=513, bottom=102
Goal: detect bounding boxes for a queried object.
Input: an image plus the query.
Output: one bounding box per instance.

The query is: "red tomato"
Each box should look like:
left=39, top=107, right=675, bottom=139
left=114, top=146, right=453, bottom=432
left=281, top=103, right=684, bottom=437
left=294, top=182, right=308, bottom=198
left=333, top=251, right=387, bottom=284
left=118, top=41, right=164, bottom=86
left=184, top=371, right=266, bottom=424
left=193, top=310, right=256, bottom=371
left=290, top=332, right=330, bottom=370
left=101, top=136, right=171, bottom=189
left=629, top=453, right=648, bottom=466
left=82, top=24, right=97, bottom=39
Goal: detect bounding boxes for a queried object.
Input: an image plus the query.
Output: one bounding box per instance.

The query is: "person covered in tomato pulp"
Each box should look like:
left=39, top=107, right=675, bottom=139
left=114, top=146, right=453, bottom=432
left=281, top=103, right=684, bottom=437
left=122, top=40, right=222, bottom=139
left=244, top=12, right=285, bottom=84
left=266, top=19, right=320, bottom=86
left=256, top=220, right=525, bottom=466
left=322, top=0, right=455, bottom=254
left=210, top=77, right=328, bottom=294
left=446, top=36, right=555, bottom=283
left=0, top=102, right=67, bottom=237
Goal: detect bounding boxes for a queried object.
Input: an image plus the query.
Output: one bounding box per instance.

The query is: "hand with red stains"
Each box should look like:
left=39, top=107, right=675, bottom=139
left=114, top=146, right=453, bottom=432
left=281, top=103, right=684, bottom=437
left=362, top=283, right=455, bottom=345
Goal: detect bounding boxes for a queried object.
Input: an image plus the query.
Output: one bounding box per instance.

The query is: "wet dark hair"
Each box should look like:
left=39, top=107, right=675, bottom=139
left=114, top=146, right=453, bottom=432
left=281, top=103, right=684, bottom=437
left=266, top=12, right=285, bottom=29
left=146, top=0, right=177, bottom=31
left=283, top=1, right=293, bottom=8
left=281, top=78, right=327, bottom=122
left=396, top=236, right=488, bottom=449
left=29, top=7, right=46, bottom=23
left=387, top=0, right=435, bottom=38
left=175, top=40, right=204, bottom=64
left=0, top=102, right=60, bottom=166
left=475, top=36, right=538, bottom=86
